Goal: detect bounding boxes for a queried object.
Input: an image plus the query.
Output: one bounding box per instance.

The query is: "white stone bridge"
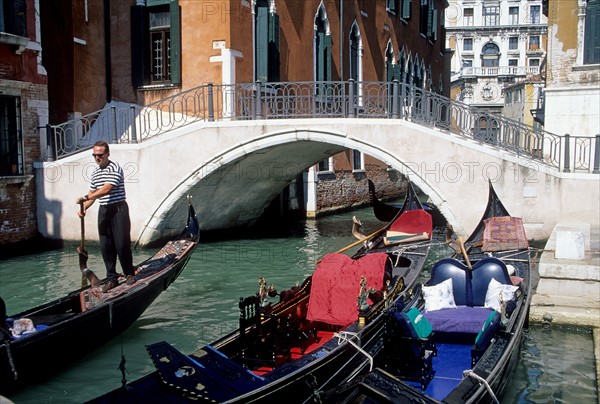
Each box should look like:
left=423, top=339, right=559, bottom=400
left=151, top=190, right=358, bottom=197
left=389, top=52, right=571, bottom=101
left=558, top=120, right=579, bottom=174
left=35, top=82, right=600, bottom=246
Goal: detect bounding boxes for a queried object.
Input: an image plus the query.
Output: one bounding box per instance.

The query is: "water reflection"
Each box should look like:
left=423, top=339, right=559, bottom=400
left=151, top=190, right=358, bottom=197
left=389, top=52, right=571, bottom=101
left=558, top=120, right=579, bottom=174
left=1, top=208, right=597, bottom=403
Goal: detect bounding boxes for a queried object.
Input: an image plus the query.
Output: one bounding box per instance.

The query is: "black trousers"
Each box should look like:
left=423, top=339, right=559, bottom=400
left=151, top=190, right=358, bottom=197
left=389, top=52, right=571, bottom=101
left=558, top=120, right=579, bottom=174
left=97, top=201, right=134, bottom=281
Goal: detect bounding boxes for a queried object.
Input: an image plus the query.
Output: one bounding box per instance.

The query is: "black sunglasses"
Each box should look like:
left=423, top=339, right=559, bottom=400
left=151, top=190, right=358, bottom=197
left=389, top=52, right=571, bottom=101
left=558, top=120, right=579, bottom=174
left=92, top=153, right=106, bottom=158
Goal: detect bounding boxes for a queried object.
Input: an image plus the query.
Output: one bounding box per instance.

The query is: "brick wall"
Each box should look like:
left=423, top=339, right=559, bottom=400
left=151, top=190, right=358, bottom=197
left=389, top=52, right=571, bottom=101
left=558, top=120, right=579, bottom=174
left=316, top=167, right=406, bottom=214
left=0, top=81, right=47, bottom=244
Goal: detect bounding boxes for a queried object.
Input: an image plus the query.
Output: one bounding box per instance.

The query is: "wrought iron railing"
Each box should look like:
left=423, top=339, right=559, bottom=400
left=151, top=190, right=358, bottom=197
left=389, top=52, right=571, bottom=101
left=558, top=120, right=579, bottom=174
left=46, top=80, right=600, bottom=174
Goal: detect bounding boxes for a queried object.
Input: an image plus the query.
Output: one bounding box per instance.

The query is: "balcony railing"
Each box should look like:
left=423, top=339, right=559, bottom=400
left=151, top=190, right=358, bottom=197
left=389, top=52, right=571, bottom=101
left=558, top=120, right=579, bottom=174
left=454, top=66, right=540, bottom=79
left=46, top=80, right=600, bottom=174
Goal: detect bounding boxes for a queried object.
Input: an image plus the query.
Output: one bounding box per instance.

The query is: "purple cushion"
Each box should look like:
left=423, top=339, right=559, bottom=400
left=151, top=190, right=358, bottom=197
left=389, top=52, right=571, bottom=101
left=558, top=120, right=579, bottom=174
left=423, top=306, right=495, bottom=335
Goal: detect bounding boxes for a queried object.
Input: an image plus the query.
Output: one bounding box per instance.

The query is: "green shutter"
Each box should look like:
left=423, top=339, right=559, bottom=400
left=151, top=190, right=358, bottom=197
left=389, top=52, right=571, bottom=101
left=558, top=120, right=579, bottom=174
left=268, top=12, right=280, bottom=82
left=324, top=33, right=332, bottom=82
left=393, top=64, right=401, bottom=81
left=256, top=6, right=269, bottom=83
left=427, top=4, right=433, bottom=38
left=169, top=1, right=181, bottom=85
left=584, top=0, right=600, bottom=64
left=402, top=0, right=411, bottom=19
left=432, top=9, right=438, bottom=41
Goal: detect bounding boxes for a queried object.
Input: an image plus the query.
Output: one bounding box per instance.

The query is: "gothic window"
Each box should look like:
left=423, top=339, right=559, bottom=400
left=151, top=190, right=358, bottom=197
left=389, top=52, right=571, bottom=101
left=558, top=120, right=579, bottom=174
left=0, top=96, right=23, bottom=176
left=255, top=0, right=280, bottom=83
left=314, top=5, right=331, bottom=96
left=131, top=0, right=181, bottom=87
left=401, top=0, right=412, bottom=20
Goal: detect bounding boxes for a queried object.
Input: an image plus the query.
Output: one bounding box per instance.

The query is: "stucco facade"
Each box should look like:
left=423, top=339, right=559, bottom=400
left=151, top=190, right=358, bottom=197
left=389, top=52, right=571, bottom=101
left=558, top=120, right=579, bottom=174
left=446, top=0, right=547, bottom=114
left=543, top=0, right=600, bottom=138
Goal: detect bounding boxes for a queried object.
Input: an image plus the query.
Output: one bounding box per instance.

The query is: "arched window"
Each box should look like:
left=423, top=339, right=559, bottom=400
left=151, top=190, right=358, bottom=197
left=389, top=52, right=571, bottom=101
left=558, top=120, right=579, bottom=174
left=481, top=43, right=500, bottom=68
left=349, top=21, right=363, bottom=104
left=386, top=41, right=399, bottom=81
left=255, top=0, right=280, bottom=83
left=314, top=3, right=331, bottom=95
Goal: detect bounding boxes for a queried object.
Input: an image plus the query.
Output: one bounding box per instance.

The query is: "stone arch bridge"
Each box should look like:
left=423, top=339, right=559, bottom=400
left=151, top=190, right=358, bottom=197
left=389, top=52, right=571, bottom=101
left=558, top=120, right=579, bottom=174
left=35, top=82, right=599, bottom=246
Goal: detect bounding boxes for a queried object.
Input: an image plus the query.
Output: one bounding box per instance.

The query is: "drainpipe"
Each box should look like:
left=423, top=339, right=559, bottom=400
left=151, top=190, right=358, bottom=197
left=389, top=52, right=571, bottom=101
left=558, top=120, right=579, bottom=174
left=252, top=1, right=256, bottom=82
left=339, top=0, right=343, bottom=80
left=104, top=0, right=112, bottom=102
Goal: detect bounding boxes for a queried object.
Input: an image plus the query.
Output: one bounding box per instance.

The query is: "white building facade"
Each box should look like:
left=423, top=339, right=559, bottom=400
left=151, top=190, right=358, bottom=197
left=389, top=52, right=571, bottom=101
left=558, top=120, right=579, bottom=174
left=445, top=0, right=547, bottom=114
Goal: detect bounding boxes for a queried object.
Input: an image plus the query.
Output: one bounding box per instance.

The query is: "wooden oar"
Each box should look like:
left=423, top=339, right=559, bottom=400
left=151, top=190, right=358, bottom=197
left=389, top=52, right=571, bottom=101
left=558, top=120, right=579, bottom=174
left=330, top=226, right=387, bottom=256
left=78, top=201, right=100, bottom=287
left=456, top=237, right=472, bottom=270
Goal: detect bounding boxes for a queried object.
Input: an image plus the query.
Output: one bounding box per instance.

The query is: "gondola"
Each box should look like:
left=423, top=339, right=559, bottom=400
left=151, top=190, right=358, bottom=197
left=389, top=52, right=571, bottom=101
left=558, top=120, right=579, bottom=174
left=0, top=200, right=200, bottom=395
left=322, top=181, right=532, bottom=403
left=87, top=182, right=434, bottom=403
left=368, top=179, right=446, bottom=228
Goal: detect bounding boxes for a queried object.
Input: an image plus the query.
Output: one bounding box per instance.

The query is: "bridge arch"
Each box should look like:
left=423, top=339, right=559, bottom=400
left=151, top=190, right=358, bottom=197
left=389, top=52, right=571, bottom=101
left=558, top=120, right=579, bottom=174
left=136, top=126, right=459, bottom=246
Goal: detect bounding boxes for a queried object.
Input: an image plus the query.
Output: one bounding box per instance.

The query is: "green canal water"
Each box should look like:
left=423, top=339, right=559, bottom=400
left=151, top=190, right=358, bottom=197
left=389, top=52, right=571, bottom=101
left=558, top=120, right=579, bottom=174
left=0, top=207, right=597, bottom=403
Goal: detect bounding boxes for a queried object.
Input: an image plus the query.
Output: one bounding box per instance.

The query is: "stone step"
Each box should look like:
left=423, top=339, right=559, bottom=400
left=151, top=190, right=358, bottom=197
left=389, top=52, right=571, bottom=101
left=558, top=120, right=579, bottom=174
left=535, top=277, right=600, bottom=296
left=538, top=254, right=600, bottom=280
left=530, top=294, right=600, bottom=328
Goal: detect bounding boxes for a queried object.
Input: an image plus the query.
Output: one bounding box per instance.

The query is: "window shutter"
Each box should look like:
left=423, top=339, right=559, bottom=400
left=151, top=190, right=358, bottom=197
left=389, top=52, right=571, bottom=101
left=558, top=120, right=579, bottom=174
left=427, top=4, right=434, bottom=38
left=393, top=64, right=401, bottom=81
left=324, top=33, right=332, bottom=82
left=402, top=0, right=411, bottom=19
left=387, top=0, right=397, bottom=14
left=256, top=6, right=268, bottom=83
left=584, top=0, right=600, bottom=64
left=131, top=6, right=146, bottom=87
left=268, top=12, right=280, bottom=82
left=169, top=1, right=181, bottom=85
left=431, top=8, right=437, bottom=41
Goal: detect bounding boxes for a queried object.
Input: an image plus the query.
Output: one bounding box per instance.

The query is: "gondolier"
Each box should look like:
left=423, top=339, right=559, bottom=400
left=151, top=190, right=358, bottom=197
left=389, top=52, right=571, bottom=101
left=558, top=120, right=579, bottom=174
left=76, top=141, right=135, bottom=293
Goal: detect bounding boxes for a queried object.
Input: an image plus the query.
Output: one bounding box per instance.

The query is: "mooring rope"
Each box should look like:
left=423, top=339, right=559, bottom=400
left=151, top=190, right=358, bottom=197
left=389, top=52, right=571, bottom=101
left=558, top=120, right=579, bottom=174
left=333, top=331, right=373, bottom=372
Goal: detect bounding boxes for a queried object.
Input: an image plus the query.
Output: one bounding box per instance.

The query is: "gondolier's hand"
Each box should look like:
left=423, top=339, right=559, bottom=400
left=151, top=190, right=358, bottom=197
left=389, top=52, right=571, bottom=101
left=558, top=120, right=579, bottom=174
left=77, top=195, right=90, bottom=217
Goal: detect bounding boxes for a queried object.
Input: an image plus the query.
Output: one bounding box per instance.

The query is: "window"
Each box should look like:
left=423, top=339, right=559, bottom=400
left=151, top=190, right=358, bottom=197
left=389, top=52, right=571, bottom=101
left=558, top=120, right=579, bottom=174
left=463, top=58, right=473, bottom=67
left=509, top=36, right=519, bottom=50
left=481, top=43, right=500, bottom=67
left=463, top=38, right=473, bottom=51
left=315, top=5, right=331, bottom=96
left=0, top=0, right=27, bottom=37
left=529, top=35, right=540, bottom=50
left=508, top=59, right=518, bottom=66
left=529, top=5, right=540, bottom=24
left=349, top=21, right=362, bottom=103
left=401, top=0, right=412, bottom=20
left=463, top=8, right=474, bottom=26
left=255, top=0, right=280, bottom=83
left=352, top=150, right=363, bottom=171
left=584, top=0, right=600, bottom=64
left=318, top=158, right=332, bottom=172
left=0, top=96, right=23, bottom=176
left=131, top=1, right=181, bottom=87
left=509, top=7, right=519, bottom=25
left=420, top=0, right=431, bottom=37
left=483, top=6, right=499, bottom=26
left=387, top=0, right=398, bottom=14
left=529, top=58, right=540, bottom=67
left=386, top=44, right=400, bottom=81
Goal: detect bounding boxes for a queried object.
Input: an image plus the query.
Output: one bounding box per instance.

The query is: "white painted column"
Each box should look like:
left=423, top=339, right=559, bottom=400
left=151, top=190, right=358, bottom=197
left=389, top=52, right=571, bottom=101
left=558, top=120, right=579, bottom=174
left=210, top=43, right=243, bottom=118
left=304, top=166, right=318, bottom=218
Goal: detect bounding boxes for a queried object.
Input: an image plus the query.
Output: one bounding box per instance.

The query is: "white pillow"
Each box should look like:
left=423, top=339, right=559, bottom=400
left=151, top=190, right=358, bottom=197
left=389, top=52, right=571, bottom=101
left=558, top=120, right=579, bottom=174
left=484, top=278, right=519, bottom=312
left=422, top=278, right=456, bottom=312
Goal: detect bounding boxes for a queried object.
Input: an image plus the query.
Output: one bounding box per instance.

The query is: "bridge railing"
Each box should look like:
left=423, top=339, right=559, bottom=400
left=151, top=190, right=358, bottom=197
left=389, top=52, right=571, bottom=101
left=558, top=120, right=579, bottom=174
left=46, top=80, right=600, bottom=174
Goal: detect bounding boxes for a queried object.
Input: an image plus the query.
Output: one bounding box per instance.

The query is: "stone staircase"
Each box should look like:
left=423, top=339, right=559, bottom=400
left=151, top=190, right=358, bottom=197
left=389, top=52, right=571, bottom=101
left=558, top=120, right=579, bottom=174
left=530, top=224, right=600, bottom=328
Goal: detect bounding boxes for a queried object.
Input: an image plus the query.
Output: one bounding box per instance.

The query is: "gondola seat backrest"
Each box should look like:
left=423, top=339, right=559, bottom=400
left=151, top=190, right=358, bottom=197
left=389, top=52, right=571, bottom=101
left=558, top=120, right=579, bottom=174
left=428, top=258, right=472, bottom=306
left=470, top=258, right=512, bottom=307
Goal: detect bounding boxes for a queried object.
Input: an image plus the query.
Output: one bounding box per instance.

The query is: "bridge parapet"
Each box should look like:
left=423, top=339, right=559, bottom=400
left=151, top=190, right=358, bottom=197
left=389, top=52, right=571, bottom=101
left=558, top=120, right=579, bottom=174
left=47, top=80, right=600, bottom=174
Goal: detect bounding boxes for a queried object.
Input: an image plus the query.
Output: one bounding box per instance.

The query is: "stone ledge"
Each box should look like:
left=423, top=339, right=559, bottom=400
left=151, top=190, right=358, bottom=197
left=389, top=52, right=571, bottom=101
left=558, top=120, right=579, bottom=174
left=530, top=298, right=600, bottom=329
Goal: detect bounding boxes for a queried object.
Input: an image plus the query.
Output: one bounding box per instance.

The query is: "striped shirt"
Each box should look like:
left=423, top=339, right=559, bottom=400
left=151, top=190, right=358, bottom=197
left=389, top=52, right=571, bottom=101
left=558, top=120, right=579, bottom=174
left=90, top=160, right=126, bottom=205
